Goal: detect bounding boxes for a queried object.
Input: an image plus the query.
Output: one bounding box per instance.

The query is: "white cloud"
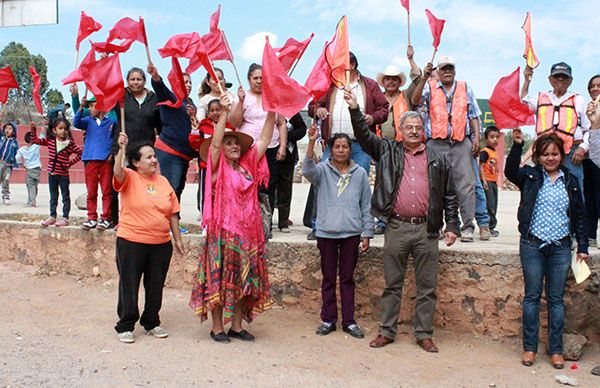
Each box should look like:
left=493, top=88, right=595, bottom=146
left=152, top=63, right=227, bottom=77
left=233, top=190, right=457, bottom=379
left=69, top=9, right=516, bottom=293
left=238, top=32, right=277, bottom=61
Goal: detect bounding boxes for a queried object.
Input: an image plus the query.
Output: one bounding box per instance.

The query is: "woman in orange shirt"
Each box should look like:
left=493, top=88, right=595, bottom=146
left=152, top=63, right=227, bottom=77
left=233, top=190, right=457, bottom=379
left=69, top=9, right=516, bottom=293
left=112, top=133, right=184, bottom=344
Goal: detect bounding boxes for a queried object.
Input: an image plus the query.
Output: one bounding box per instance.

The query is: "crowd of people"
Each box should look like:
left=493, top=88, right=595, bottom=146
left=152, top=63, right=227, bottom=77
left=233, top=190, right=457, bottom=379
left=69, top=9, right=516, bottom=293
left=1, top=46, right=600, bottom=370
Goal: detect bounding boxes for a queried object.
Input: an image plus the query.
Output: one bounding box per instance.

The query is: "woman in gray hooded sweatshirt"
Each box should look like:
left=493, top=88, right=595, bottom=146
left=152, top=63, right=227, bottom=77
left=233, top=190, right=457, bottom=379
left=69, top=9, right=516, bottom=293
left=302, top=124, right=374, bottom=340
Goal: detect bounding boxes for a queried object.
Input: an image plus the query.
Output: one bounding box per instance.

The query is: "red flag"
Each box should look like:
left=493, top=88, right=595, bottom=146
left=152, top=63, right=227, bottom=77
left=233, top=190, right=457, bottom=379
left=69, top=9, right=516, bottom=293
left=76, top=11, right=102, bottom=50
left=186, top=40, right=220, bottom=82
left=84, top=54, right=124, bottom=112
left=157, top=57, right=187, bottom=109
left=29, top=66, right=43, bottom=114
left=62, top=49, right=96, bottom=85
left=158, top=32, right=203, bottom=58
left=0, top=87, right=8, bottom=105
left=400, top=0, right=409, bottom=12
left=107, top=17, right=147, bottom=45
left=201, top=29, right=234, bottom=61
left=425, top=9, right=445, bottom=49
left=91, top=39, right=135, bottom=54
left=325, top=16, right=350, bottom=88
left=0, top=66, right=19, bottom=88
left=489, top=67, right=535, bottom=129
left=209, top=5, right=220, bottom=31
left=522, top=12, right=540, bottom=69
left=262, top=38, right=311, bottom=118
left=139, top=17, right=149, bottom=47
left=274, top=33, right=314, bottom=73
left=304, top=42, right=331, bottom=100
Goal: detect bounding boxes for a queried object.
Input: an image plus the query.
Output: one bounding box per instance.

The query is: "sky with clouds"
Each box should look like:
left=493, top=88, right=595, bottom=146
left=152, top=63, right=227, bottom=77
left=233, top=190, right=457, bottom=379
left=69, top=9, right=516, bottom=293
left=2, top=0, right=599, bottom=106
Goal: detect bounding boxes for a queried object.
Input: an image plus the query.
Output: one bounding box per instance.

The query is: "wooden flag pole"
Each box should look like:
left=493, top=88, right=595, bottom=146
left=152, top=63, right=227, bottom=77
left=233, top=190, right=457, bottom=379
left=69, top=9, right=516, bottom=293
left=220, top=30, right=242, bottom=87
left=345, top=69, right=350, bottom=88
left=407, top=12, right=411, bottom=46
left=430, top=49, right=438, bottom=65
left=74, top=49, right=80, bottom=69
left=120, top=104, right=126, bottom=168
left=229, top=60, right=243, bottom=89
left=145, top=44, right=153, bottom=66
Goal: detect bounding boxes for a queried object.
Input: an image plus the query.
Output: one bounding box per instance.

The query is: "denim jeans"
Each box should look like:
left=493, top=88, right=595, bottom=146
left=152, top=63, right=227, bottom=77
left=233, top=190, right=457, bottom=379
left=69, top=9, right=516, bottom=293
left=155, top=148, right=189, bottom=202
left=48, top=174, right=71, bottom=219
left=563, top=147, right=584, bottom=193
left=473, top=157, right=490, bottom=228
left=519, top=236, right=571, bottom=354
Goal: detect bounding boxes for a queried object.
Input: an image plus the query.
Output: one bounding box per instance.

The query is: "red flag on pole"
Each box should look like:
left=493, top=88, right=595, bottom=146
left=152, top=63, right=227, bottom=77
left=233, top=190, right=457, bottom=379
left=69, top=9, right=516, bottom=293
left=400, top=0, right=409, bottom=12
left=304, top=42, right=330, bottom=100
left=325, top=16, right=350, bottom=88
left=91, top=39, right=135, bottom=54
left=209, top=5, right=221, bottom=31
left=158, top=32, right=203, bottom=58
left=200, top=6, right=234, bottom=62
left=522, top=12, right=540, bottom=69
left=139, top=17, right=149, bottom=47
left=489, top=67, right=535, bottom=129
left=186, top=40, right=221, bottom=82
left=157, top=57, right=187, bottom=109
left=425, top=9, right=445, bottom=49
left=107, top=17, right=147, bottom=45
left=62, top=49, right=96, bottom=85
left=76, top=11, right=102, bottom=50
left=29, top=66, right=43, bottom=114
left=262, top=37, right=311, bottom=118
left=0, top=66, right=19, bottom=88
left=274, top=34, right=314, bottom=73
left=84, top=54, right=124, bottom=112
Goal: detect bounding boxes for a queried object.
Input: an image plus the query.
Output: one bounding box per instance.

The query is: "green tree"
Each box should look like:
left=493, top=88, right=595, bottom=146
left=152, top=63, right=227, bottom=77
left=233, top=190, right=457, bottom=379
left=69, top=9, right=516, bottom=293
left=45, top=88, right=64, bottom=109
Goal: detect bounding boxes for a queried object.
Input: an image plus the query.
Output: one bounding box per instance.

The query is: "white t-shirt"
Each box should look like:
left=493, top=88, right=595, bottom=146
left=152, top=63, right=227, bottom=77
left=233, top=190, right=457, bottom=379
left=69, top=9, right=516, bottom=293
left=330, top=82, right=365, bottom=138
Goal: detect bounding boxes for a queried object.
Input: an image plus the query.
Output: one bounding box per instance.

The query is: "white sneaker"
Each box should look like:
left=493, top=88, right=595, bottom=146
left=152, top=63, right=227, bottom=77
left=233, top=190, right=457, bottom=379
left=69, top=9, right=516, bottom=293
left=2, top=198, right=10, bottom=205
left=146, top=326, right=168, bottom=338
left=460, top=229, right=474, bottom=242
left=82, top=219, right=97, bottom=230
left=117, top=331, right=135, bottom=343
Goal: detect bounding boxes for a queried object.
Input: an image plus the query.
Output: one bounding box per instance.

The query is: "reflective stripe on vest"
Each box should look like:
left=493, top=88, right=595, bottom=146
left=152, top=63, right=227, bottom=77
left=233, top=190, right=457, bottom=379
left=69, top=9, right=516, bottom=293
left=535, top=92, right=577, bottom=153
left=393, top=92, right=409, bottom=141
left=429, top=80, right=468, bottom=141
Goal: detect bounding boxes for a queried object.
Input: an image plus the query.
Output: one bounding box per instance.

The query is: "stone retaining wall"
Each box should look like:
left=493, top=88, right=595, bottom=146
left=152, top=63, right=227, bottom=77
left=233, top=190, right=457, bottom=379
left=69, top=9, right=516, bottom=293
left=2, top=220, right=599, bottom=341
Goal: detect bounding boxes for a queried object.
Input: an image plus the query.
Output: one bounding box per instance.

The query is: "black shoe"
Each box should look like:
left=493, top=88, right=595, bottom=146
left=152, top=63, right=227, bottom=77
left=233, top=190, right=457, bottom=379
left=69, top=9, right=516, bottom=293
left=307, top=231, right=317, bottom=241
left=315, top=323, right=336, bottom=336
left=374, top=225, right=385, bottom=235
left=343, top=324, right=364, bottom=338
left=227, top=329, right=255, bottom=342
left=210, top=331, right=230, bottom=343
left=490, top=229, right=500, bottom=237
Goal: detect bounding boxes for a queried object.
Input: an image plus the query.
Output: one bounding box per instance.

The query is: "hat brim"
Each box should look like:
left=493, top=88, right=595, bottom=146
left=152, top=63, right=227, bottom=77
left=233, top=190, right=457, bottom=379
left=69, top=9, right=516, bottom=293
left=225, top=82, right=233, bottom=88
left=550, top=70, right=572, bottom=78
left=376, top=72, right=407, bottom=88
left=199, top=130, right=254, bottom=163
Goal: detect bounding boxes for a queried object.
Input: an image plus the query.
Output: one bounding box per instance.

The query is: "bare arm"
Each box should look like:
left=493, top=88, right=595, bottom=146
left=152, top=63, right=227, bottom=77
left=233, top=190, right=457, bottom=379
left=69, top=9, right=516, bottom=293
left=113, top=132, right=128, bottom=184
left=228, top=86, right=245, bottom=128
left=521, top=66, right=533, bottom=100
left=256, top=112, right=276, bottom=160
left=169, top=213, right=184, bottom=255
left=210, top=95, right=232, bottom=175
left=276, top=115, right=288, bottom=161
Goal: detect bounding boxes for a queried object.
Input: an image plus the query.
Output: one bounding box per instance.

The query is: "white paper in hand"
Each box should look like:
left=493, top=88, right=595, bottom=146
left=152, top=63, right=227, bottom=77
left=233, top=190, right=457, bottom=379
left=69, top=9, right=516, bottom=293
left=571, top=250, right=591, bottom=284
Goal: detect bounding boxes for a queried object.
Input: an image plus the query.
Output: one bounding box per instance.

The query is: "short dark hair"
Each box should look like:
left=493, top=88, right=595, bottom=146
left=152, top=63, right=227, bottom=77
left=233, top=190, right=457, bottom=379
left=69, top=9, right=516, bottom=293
left=532, top=134, right=565, bottom=164
left=207, top=98, right=221, bottom=111
left=247, top=63, right=262, bottom=79
left=484, top=126, right=500, bottom=139
left=349, top=52, right=358, bottom=69
left=126, top=67, right=146, bottom=82
left=24, top=132, right=32, bottom=143
left=328, top=133, right=352, bottom=149
left=127, top=140, right=155, bottom=170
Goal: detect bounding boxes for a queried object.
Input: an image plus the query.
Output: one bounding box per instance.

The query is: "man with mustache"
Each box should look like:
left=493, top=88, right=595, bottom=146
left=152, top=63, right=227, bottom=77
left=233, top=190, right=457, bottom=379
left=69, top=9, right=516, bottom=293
left=345, top=89, right=459, bottom=353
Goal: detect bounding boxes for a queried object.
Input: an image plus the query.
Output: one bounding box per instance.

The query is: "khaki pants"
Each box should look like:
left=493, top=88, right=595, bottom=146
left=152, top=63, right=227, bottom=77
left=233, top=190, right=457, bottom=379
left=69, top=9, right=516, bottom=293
left=378, top=218, right=439, bottom=340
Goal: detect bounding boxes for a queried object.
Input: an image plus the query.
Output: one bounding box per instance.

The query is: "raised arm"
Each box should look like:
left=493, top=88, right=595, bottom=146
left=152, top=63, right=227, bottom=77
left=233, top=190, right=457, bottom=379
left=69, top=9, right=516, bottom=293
left=29, top=122, right=48, bottom=146
left=228, top=86, right=245, bottom=128
left=521, top=66, right=533, bottom=101
left=411, top=62, right=433, bottom=107
left=209, top=94, right=232, bottom=175
left=256, top=111, right=276, bottom=160
left=505, top=129, right=526, bottom=188
left=345, top=89, right=382, bottom=161
left=113, top=132, right=128, bottom=184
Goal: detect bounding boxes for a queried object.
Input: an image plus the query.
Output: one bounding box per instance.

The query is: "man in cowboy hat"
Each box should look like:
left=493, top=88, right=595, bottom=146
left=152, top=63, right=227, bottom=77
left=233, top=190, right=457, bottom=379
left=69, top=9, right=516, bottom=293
left=376, top=45, right=422, bottom=142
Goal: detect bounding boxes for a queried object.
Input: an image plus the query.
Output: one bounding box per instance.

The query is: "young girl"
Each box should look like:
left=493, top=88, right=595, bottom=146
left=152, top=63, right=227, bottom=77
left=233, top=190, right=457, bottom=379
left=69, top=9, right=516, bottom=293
left=302, top=125, right=374, bottom=339
left=30, top=119, right=83, bottom=227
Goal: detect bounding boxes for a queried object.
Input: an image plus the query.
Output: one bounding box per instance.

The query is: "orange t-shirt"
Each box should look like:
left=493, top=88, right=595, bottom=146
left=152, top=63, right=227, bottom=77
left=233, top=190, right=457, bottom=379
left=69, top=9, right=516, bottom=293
left=113, top=168, right=181, bottom=244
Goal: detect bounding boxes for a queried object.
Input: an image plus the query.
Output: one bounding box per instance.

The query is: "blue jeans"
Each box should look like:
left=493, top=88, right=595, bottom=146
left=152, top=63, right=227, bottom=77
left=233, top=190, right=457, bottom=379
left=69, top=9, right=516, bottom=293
left=48, top=174, right=70, bottom=219
left=155, top=148, right=189, bottom=202
left=473, top=157, right=490, bottom=228
left=321, top=140, right=372, bottom=173
left=519, top=236, right=571, bottom=354
left=563, top=147, right=584, bottom=193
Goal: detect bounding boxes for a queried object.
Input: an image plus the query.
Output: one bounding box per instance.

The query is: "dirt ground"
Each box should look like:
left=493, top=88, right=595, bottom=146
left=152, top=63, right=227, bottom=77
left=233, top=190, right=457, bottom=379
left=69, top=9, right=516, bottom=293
left=1, top=260, right=598, bottom=387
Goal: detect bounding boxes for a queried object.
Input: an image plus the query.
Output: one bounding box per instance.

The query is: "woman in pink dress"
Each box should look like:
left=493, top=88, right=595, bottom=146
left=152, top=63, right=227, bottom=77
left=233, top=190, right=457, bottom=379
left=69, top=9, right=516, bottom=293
left=190, top=94, right=276, bottom=343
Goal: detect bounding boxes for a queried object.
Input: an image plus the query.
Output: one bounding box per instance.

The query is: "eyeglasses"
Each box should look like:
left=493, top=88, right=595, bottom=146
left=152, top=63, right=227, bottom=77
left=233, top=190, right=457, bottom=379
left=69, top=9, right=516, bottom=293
left=403, top=125, right=424, bottom=131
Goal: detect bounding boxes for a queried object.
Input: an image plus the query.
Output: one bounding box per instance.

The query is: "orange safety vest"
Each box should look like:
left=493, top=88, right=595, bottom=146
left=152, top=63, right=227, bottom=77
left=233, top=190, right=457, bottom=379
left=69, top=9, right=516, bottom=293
left=535, top=92, right=578, bottom=154
left=481, top=146, right=499, bottom=182
left=392, top=92, right=409, bottom=141
left=429, top=80, right=468, bottom=142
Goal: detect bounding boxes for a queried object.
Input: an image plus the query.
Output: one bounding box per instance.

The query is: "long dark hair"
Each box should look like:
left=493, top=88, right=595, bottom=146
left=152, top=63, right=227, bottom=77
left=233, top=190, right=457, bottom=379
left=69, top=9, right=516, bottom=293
left=200, top=68, right=224, bottom=96
left=532, top=134, right=565, bottom=164
left=48, top=118, right=74, bottom=141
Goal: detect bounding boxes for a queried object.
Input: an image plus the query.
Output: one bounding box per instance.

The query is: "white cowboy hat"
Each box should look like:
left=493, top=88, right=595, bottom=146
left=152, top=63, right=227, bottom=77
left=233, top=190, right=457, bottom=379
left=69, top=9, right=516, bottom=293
left=376, top=65, right=407, bottom=88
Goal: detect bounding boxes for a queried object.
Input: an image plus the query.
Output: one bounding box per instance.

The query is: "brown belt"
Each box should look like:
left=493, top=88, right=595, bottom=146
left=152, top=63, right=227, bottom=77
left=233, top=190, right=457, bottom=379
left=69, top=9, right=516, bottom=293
left=391, top=214, right=427, bottom=224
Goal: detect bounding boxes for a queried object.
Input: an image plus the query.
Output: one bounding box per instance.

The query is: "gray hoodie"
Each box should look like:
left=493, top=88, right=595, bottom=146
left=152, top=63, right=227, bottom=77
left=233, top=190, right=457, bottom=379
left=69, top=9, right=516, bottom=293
left=302, top=157, right=374, bottom=239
